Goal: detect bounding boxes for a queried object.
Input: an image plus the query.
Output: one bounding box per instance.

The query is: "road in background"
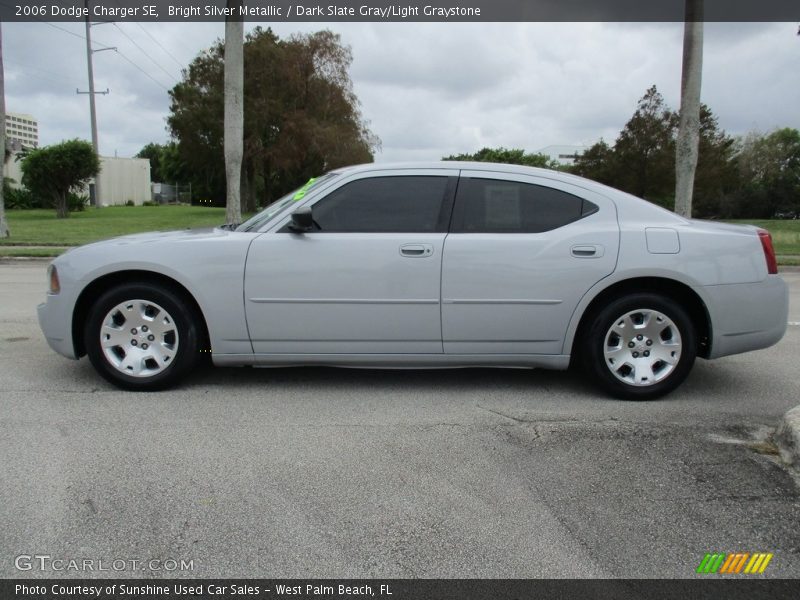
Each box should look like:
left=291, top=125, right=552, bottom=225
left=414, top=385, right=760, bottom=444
left=1, top=262, right=798, bottom=578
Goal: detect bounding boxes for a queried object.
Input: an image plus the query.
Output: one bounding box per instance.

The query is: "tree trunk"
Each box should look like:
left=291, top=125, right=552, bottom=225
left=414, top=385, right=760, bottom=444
left=224, top=5, right=244, bottom=225
left=55, top=192, right=68, bottom=219
left=0, top=24, right=10, bottom=238
left=674, top=0, right=704, bottom=218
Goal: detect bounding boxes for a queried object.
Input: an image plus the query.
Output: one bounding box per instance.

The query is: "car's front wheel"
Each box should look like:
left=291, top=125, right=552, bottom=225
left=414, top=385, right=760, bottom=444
left=583, top=293, right=696, bottom=400
left=84, top=283, right=199, bottom=390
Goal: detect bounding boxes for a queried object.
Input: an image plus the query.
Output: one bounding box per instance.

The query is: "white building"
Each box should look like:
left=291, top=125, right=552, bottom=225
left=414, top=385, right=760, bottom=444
left=5, top=112, right=39, bottom=149
left=537, top=145, right=587, bottom=166
left=5, top=153, right=151, bottom=206
left=95, top=156, right=151, bottom=206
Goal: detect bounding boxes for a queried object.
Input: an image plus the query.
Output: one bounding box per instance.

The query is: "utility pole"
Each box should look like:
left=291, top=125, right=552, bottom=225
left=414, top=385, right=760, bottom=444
left=674, top=0, right=704, bottom=219
left=77, top=0, right=113, bottom=207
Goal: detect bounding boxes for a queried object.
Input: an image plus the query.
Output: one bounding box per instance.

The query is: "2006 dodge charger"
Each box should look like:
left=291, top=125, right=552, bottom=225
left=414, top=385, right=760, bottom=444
left=38, top=162, right=788, bottom=399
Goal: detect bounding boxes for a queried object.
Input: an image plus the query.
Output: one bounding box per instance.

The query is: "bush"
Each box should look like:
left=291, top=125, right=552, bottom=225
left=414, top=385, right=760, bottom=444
left=125, top=200, right=135, bottom=207
left=68, top=193, right=89, bottom=212
left=142, top=200, right=158, bottom=207
left=4, top=186, right=35, bottom=209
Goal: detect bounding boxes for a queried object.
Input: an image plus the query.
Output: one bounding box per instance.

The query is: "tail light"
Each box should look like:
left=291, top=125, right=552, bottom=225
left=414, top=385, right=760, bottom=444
left=757, top=229, right=778, bottom=275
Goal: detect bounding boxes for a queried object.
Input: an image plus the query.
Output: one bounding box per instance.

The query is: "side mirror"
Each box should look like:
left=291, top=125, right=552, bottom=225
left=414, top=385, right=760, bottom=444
left=288, top=207, right=313, bottom=233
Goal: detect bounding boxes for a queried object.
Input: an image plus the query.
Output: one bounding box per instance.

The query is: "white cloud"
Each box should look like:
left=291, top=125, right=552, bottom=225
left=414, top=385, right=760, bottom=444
left=3, top=21, right=798, bottom=163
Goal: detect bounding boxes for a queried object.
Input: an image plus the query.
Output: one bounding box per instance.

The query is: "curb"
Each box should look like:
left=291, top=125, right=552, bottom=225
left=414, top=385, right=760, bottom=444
left=775, top=405, right=800, bottom=467
left=0, top=256, right=54, bottom=263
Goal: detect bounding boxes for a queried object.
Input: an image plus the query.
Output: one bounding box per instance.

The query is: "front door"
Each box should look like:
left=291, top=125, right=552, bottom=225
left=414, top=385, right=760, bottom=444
left=244, top=170, right=457, bottom=355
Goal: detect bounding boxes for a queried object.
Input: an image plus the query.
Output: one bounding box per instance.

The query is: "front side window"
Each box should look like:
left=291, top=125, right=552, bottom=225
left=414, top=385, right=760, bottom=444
left=452, top=178, right=598, bottom=233
left=238, top=172, right=339, bottom=232
left=308, top=176, right=451, bottom=233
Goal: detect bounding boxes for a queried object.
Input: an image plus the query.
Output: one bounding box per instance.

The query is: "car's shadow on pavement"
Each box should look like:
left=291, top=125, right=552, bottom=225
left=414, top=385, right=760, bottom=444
left=188, top=363, right=598, bottom=395
left=60, top=348, right=770, bottom=409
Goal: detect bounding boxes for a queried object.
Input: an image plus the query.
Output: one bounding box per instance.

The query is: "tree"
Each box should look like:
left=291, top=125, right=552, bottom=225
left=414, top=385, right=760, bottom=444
left=572, top=86, right=741, bottom=214
left=674, top=0, right=704, bottom=218
left=569, top=140, right=615, bottom=185
left=224, top=3, right=244, bottom=224
left=168, top=27, right=378, bottom=210
left=690, top=105, right=738, bottom=217
left=21, top=140, right=100, bottom=218
left=735, top=128, right=800, bottom=218
left=612, top=86, right=676, bottom=205
left=0, top=23, right=9, bottom=238
left=135, top=143, right=166, bottom=182
left=443, top=147, right=556, bottom=168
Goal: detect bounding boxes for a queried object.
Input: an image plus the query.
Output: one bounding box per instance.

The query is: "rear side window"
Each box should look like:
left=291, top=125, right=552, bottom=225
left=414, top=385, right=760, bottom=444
left=451, top=178, right=598, bottom=233
left=309, top=176, right=451, bottom=233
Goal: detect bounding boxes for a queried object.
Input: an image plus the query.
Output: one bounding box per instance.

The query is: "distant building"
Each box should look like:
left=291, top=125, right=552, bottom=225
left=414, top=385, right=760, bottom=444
left=94, top=156, right=151, bottom=206
left=537, top=145, right=587, bottom=166
left=3, top=110, right=151, bottom=205
left=5, top=153, right=151, bottom=206
left=5, top=112, right=39, bottom=150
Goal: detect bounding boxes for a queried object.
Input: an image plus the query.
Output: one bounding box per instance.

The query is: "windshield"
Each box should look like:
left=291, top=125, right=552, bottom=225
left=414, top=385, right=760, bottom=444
left=236, top=172, right=339, bottom=232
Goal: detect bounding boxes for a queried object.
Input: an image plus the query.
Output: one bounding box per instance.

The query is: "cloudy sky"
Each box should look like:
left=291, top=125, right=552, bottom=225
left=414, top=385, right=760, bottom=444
left=3, top=21, right=799, bottom=162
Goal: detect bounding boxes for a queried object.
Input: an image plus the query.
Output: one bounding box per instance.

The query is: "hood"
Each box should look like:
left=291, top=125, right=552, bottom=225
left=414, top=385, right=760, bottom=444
left=79, top=226, right=232, bottom=249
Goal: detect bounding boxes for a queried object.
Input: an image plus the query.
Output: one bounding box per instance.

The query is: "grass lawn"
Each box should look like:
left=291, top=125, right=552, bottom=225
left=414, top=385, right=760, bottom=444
left=0, top=206, right=242, bottom=247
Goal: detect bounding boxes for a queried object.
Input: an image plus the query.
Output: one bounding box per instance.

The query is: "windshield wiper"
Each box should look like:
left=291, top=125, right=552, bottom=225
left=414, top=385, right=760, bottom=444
left=219, top=222, right=241, bottom=231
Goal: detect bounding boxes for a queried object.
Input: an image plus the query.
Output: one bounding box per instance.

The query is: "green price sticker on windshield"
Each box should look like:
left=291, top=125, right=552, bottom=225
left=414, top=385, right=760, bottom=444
left=293, top=178, right=317, bottom=201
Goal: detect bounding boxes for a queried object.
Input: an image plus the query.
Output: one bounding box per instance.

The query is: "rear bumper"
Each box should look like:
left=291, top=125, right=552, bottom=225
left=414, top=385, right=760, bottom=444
left=703, top=275, right=788, bottom=359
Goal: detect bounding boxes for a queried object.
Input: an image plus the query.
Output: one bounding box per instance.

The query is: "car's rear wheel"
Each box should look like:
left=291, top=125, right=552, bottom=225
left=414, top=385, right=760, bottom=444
left=583, top=293, right=696, bottom=400
left=84, top=283, right=199, bottom=390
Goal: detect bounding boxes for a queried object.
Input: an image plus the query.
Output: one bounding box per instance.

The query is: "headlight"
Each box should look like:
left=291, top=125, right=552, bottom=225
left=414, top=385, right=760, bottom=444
left=47, top=264, right=61, bottom=295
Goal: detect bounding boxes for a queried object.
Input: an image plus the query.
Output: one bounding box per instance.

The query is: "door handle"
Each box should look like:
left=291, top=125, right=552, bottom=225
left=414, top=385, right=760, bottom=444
left=571, top=245, right=603, bottom=258
left=400, top=244, right=434, bottom=257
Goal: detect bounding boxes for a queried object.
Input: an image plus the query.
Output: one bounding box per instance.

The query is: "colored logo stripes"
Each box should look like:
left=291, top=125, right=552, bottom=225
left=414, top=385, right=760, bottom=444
left=696, top=552, right=773, bottom=574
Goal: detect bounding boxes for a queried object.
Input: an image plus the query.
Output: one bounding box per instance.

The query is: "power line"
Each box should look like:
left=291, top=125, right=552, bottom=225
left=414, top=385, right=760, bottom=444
left=5, top=60, right=75, bottom=86
left=10, top=70, right=73, bottom=88
left=26, top=20, right=171, bottom=92
left=113, top=22, right=179, bottom=83
left=42, top=21, right=85, bottom=41
left=37, top=21, right=115, bottom=52
left=111, top=50, right=171, bottom=91
left=135, top=22, right=186, bottom=71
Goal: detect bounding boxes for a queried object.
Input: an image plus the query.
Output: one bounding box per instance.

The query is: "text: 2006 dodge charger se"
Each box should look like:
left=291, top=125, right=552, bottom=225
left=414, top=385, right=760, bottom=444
left=38, top=163, right=788, bottom=400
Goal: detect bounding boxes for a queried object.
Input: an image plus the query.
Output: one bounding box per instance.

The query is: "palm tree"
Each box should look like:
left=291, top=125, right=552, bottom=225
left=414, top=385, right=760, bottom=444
left=224, top=4, right=244, bottom=225
left=674, top=0, right=704, bottom=218
left=0, top=23, right=10, bottom=238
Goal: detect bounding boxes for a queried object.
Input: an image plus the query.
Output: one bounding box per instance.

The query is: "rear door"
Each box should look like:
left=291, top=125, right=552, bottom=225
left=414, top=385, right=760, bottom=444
left=244, top=169, right=458, bottom=355
left=441, top=171, right=619, bottom=355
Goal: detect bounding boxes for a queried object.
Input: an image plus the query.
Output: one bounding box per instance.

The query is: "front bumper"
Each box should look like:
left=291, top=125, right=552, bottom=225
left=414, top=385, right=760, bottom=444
left=37, top=293, right=78, bottom=360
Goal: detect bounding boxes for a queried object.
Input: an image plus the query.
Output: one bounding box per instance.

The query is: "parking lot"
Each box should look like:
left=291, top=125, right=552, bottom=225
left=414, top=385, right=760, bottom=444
left=1, top=261, right=798, bottom=578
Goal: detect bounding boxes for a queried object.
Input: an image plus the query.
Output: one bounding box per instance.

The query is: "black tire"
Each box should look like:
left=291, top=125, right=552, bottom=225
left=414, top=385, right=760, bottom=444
left=582, top=293, right=696, bottom=400
left=84, top=282, right=200, bottom=391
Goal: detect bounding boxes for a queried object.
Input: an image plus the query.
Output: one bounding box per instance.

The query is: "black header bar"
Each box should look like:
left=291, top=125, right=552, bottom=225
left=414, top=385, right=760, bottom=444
left=2, top=0, right=800, bottom=23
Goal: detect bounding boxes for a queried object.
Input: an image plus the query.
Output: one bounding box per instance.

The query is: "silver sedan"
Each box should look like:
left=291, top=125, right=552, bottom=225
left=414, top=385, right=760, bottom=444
left=37, top=162, right=788, bottom=399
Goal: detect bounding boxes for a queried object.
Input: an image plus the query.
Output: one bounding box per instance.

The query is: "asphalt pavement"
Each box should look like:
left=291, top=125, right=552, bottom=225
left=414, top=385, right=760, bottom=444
left=1, top=261, right=798, bottom=579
